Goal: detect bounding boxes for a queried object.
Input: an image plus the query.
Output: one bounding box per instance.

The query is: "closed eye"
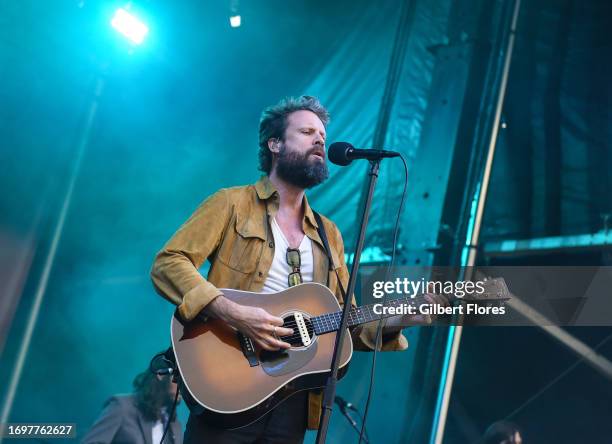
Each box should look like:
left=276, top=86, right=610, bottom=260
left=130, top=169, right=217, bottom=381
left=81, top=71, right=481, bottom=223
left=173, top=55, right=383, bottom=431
left=300, top=128, right=326, bottom=143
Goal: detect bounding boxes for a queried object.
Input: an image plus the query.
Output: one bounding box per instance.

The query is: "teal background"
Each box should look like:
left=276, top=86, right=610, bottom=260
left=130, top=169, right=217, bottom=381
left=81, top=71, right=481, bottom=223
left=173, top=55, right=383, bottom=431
left=1, top=0, right=611, bottom=442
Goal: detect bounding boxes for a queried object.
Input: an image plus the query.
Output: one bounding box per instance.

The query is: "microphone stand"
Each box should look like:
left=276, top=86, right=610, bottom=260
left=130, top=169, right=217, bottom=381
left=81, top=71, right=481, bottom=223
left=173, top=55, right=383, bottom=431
left=315, top=160, right=381, bottom=444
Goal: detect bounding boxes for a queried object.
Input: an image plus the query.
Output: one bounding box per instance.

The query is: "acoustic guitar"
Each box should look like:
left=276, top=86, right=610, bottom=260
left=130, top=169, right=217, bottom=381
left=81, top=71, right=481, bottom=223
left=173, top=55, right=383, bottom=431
left=170, top=279, right=508, bottom=429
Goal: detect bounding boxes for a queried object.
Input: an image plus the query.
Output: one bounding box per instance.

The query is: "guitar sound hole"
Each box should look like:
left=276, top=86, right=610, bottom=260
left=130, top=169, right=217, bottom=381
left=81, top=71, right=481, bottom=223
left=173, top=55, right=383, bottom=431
left=280, top=314, right=314, bottom=347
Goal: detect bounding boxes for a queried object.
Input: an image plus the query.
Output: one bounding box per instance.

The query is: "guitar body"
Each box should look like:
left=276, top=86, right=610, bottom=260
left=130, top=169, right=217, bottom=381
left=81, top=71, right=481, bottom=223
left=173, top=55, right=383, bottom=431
left=171, top=282, right=353, bottom=429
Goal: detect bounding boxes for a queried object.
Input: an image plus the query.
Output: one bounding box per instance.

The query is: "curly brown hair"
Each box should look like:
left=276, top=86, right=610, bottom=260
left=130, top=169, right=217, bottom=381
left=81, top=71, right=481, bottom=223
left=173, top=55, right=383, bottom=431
left=258, top=95, right=330, bottom=174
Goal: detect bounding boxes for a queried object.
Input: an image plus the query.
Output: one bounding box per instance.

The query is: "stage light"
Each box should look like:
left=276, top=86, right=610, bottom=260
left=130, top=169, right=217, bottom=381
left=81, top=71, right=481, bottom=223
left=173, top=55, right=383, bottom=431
left=230, top=15, right=241, bottom=28
left=111, top=7, right=149, bottom=45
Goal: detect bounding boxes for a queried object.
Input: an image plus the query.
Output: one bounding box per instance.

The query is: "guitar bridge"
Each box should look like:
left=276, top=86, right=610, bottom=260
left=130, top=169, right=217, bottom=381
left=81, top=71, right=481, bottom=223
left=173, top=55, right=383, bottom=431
left=294, top=312, right=312, bottom=347
left=237, top=332, right=259, bottom=367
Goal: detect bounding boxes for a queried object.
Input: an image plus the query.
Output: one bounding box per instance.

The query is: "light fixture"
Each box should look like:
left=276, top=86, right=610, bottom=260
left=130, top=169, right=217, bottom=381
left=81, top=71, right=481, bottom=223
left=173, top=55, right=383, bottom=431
left=230, top=0, right=241, bottom=28
left=229, top=15, right=241, bottom=28
left=111, top=7, right=149, bottom=45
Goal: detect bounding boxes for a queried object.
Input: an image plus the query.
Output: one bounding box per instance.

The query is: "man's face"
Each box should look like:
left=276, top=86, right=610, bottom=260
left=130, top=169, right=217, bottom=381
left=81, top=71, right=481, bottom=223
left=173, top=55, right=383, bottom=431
left=273, top=110, right=329, bottom=189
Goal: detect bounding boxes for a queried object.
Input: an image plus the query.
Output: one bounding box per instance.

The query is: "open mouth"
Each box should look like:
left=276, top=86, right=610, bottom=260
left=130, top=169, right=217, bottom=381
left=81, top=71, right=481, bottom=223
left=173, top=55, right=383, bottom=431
left=311, top=151, right=325, bottom=160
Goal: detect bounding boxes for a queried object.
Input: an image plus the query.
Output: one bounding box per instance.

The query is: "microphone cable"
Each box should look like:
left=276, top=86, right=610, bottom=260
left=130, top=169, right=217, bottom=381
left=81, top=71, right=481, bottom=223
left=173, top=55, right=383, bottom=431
left=160, top=380, right=181, bottom=444
left=358, top=154, right=409, bottom=444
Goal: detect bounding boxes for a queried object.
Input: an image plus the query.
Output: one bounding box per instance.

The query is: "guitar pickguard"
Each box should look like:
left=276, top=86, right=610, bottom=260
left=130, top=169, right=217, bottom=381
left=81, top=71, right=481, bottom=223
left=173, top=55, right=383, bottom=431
left=259, top=340, right=318, bottom=377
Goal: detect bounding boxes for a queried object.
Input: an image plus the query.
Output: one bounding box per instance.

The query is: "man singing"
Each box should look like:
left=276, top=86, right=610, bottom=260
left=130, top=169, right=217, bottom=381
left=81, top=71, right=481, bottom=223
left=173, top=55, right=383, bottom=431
left=151, top=96, right=444, bottom=443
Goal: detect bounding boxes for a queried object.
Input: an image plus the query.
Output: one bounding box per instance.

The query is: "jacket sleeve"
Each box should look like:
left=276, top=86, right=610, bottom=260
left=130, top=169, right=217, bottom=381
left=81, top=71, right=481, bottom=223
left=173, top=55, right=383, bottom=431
left=329, top=221, right=408, bottom=352
left=80, top=397, right=123, bottom=444
left=151, top=189, right=231, bottom=321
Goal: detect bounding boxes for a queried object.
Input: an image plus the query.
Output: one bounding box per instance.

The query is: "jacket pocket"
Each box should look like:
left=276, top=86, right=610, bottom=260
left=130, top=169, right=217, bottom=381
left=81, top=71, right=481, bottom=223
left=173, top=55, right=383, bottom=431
left=214, top=214, right=264, bottom=274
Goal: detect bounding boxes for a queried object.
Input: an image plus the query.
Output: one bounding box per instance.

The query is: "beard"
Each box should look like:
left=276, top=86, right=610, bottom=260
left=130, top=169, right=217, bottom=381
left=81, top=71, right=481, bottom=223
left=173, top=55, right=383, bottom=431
left=275, top=144, right=329, bottom=189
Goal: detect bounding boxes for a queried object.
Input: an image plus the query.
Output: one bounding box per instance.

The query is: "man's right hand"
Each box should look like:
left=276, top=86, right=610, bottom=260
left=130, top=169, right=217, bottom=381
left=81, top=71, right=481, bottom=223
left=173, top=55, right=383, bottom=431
left=204, top=296, right=294, bottom=351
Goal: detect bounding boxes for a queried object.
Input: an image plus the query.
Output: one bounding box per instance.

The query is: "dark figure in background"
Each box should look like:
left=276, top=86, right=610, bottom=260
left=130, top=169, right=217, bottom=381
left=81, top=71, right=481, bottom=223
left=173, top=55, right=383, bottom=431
left=483, top=420, right=523, bottom=444
left=81, top=369, right=182, bottom=444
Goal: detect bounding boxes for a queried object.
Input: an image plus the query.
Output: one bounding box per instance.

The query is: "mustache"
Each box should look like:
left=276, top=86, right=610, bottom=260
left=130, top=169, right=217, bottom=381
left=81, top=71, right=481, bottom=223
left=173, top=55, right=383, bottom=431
left=307, top=146, right=325, bottom=158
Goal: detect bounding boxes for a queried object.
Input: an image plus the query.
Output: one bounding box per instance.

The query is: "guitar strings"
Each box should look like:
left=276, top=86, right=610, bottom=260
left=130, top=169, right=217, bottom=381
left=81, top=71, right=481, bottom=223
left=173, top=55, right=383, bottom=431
left=278, top=312, right=367, bottom=331
left=276, top=294, right=431, bottom=328
left=274, top=294, right=433, bottom=336
left=273, top=319, right=354, bottom=342
left=274, top=288, right=497, bottom=337
left=274, top=290, right=494, bottom=344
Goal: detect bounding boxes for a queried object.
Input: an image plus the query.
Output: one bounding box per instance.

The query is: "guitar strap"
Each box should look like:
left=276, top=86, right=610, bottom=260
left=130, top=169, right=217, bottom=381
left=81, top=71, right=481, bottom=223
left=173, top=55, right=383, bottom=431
left=313, top=211, right=348, bottom=303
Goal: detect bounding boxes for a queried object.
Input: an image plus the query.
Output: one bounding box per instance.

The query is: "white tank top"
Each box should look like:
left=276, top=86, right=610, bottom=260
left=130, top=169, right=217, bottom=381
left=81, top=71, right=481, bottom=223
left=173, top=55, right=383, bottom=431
left=261, top=218, right=314, bottom=293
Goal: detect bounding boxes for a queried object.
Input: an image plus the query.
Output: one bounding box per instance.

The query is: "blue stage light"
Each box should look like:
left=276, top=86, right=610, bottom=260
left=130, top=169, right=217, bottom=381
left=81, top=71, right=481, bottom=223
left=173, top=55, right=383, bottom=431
left=111, top=7, right=149, bottom=45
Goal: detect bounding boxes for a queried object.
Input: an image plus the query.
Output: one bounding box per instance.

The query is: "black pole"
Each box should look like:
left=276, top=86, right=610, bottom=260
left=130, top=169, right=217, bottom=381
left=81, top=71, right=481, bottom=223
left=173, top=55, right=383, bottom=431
left=315, top=160, right=381, bottom=444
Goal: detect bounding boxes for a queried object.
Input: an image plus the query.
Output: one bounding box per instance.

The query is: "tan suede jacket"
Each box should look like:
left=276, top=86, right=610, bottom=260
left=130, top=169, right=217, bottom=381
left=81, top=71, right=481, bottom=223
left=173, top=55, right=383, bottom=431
left=151, top=175, right=407, bottom=429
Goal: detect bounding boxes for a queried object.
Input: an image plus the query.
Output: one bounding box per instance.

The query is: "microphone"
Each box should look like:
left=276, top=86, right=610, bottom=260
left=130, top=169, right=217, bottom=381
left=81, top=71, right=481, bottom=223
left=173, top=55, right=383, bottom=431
left=334, top=395, right=356, bottom=411
left=334, top=396, right=357, bottom=428
left=334, top=396, right=370, bottom=443
left=328, top=142, right=400, bottom=166
left=150, top=347, right=177, bottom=376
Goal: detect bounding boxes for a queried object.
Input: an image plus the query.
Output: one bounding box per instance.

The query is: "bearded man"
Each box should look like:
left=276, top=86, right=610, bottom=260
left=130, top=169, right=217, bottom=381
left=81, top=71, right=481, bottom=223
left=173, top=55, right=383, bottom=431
left=151, top=96, right=442, bottom=443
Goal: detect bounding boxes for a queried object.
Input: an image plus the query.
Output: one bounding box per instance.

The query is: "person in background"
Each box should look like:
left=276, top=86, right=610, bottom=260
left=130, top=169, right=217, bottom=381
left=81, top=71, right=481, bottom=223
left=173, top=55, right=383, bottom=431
left=81, top=366, right=182, bottom=444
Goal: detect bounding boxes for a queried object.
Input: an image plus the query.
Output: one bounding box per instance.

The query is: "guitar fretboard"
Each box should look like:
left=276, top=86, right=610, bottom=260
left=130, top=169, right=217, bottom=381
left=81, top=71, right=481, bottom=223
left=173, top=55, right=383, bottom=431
left=309, top=279, right=506, bottom=336
left=311, top=296, right=424, bottom=335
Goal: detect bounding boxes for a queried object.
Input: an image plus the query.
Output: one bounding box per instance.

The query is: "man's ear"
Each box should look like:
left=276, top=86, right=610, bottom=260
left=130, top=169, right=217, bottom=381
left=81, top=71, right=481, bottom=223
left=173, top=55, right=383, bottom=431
left=268, top=138, right=281, bottom=154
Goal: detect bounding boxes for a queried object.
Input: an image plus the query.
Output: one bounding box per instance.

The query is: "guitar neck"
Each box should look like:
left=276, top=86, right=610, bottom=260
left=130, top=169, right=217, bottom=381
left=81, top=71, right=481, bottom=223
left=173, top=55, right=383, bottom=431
left=311, top=294, right=428, bottom=335
left=309, top=277, right=508, bottom=335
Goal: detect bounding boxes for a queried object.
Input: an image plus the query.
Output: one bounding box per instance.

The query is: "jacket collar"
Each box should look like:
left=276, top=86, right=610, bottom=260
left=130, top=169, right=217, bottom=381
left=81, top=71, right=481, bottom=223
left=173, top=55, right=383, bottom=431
left=253, top=175, right=331, bottom=278
left=254, top=175, right=277, bottom=200
left=254, top=175, right=319, bottom=229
